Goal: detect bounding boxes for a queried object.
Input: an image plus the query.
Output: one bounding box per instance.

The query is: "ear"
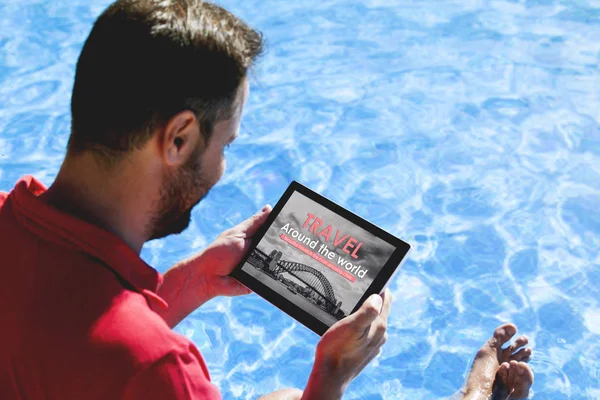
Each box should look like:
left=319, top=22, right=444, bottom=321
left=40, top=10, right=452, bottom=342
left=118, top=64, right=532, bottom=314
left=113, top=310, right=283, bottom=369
left=159, top=110, right=203, bottom=167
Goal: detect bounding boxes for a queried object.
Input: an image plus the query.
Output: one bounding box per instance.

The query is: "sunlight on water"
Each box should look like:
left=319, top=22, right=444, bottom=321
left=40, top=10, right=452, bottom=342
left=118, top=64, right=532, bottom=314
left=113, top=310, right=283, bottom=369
left=1, top=0, right=599, bottom=398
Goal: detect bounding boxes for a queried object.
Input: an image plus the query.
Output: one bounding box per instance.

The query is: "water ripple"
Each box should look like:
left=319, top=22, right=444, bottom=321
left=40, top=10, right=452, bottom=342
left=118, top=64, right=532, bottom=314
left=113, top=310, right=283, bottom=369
left=1, top=0, right=599, bottom=398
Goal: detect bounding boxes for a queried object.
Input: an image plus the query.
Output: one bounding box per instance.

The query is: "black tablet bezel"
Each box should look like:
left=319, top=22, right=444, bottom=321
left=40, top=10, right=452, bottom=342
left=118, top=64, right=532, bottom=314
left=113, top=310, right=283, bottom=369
left=230, top=181, right=411, bottom=336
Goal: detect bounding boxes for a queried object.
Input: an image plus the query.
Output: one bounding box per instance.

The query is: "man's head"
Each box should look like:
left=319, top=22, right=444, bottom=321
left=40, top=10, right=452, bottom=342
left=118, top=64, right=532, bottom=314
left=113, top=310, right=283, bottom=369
left=68, top=0, right=262, bottom=239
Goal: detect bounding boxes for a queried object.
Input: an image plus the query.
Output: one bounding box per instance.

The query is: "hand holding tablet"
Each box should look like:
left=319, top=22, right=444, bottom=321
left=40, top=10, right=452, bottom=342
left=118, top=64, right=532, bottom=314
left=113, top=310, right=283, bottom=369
left=300, top=289, right=392, bottom=399
left=230, top=181, right=411, bottom=335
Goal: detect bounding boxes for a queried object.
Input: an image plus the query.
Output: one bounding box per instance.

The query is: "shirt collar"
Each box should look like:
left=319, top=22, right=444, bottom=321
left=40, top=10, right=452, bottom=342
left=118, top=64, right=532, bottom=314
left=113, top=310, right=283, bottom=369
left=10, top=175, right=168, bottom=310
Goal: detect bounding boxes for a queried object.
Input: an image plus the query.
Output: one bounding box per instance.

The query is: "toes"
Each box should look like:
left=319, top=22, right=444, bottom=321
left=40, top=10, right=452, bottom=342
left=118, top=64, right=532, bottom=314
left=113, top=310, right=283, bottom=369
left=497, top=362, right=510, bottom=383
left=510, top=347, right=532, bottom=362
left=495, top=361, right=534, bottom=399
left=507, top=360, right=519, bottom=390
left=511, top=362, right=534, bottom=398
left=508, top=360, right=519, bottom=382
left=511, top=335, right=529, bottom=350
left=515, top=362, right=534, bottom=385
left=504, top=335, right=530, bottom=358
left=490, top=323, right=518, bottom=348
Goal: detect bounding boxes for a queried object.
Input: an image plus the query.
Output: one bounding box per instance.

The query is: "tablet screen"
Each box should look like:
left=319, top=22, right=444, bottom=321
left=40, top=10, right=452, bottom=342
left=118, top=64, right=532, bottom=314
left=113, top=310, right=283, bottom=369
left=240, top=191, right=397, bottom=327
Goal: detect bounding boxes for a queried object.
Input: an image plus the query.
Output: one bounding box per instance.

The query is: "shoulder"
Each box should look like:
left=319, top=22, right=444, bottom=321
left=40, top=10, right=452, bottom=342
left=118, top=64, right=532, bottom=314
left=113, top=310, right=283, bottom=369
left=0, top=191, right=8, bottom=209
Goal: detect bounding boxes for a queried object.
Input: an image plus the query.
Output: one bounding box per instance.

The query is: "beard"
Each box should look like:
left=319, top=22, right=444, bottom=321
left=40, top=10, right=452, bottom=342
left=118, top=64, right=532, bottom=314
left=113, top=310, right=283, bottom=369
left=148, top=143, right=210, bottom=240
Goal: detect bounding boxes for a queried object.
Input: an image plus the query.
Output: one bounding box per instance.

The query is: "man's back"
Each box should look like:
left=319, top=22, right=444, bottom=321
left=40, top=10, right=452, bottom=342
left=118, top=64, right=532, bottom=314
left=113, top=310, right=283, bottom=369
left=0, top=177, right=220, bottom=399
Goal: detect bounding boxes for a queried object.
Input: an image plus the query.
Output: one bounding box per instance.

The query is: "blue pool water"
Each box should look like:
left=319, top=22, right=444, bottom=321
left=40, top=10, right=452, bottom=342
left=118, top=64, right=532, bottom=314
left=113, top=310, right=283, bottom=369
left=1, top=0, right=599, bottom=398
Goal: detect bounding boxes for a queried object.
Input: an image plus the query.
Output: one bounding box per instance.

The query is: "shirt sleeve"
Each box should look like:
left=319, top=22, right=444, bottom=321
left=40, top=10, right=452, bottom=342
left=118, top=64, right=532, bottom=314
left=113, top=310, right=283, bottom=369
left=123, top=350, right=222, bottom=400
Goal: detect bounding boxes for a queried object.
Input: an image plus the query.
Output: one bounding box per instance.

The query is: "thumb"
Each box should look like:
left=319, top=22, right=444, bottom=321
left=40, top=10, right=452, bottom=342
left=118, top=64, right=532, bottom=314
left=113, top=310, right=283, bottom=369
left=214, top=276, right=252, bottom=297
left=235, top=204, right=272, bottom=238
left=346, top=294, right=382, bottom=330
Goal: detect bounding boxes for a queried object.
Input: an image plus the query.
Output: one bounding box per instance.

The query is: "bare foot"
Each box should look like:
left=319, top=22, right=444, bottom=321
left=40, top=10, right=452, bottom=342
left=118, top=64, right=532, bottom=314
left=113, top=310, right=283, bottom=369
left=456, top=323, right=532, bottom=400
left=493, top=361, right=534, bottom=399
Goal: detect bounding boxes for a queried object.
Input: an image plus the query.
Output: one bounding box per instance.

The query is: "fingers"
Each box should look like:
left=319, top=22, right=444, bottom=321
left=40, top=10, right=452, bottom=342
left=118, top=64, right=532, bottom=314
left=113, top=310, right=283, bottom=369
left=377, top=331, right=388, bottom=348
left=233, top=205, right=272, bottom=238
left=347, top=293, right=383, bottom=331
left=346, top=290, right=391, bottom=349
left=353, top=336, right=386, bottom=379
left=379, top=288, right=392, bottom=320
left=366, top=289, right=392, bottom=344
left=314, top=292, right=391, bottom=387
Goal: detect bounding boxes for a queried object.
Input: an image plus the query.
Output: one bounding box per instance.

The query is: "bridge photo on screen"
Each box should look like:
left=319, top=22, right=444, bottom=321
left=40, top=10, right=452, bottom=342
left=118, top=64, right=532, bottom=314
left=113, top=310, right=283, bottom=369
left=241, top=191, right=397, bottom=326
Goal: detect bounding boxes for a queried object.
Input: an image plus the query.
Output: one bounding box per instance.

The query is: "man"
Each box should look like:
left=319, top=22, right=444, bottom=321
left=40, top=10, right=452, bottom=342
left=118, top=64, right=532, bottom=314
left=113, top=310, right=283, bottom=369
left=0, top=0, right=532, bottom=399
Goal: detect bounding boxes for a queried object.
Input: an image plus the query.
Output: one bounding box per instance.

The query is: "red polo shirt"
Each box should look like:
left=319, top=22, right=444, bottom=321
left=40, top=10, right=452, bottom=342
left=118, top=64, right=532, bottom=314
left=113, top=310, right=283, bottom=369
left=0, top=176, right=221, bottom=399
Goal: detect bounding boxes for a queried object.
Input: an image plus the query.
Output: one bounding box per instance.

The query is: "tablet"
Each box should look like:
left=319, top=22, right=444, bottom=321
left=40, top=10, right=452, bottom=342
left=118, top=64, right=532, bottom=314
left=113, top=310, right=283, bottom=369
left=230, top=181, right=411, bottom=336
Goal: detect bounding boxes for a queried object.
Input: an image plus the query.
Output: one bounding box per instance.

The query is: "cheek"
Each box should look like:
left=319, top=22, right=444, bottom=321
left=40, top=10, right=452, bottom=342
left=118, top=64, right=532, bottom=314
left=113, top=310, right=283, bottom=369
left=205, top=153, right=226, bottom=185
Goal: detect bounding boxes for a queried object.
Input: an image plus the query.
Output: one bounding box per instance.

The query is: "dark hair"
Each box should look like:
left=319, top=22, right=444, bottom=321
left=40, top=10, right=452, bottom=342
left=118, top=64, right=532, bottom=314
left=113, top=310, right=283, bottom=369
left=68, top=0, right=263, bottom=159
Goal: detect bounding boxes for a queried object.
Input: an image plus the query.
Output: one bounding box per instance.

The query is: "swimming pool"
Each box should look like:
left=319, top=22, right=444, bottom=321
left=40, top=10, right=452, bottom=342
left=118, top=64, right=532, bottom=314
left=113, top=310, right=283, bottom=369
left=1, top=0, right=599, bottom=398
